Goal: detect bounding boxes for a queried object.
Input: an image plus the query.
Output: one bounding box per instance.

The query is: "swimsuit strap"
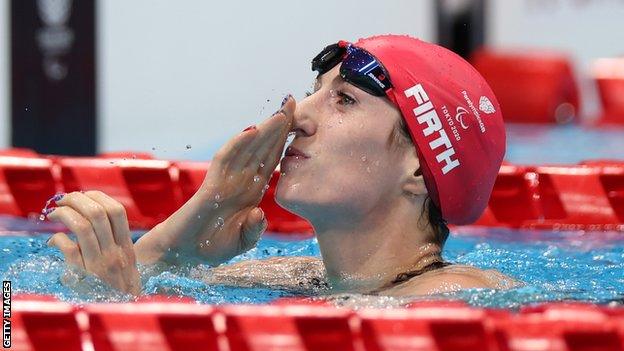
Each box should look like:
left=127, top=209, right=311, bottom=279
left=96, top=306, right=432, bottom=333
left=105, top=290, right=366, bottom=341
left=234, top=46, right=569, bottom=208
left=391, top=261, right=452, bottom=284
left=367, top=261, right=452, bottom=295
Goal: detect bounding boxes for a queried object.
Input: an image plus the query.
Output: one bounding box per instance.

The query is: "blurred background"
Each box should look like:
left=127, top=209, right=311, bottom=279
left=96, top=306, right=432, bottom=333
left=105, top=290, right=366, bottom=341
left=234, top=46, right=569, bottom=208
left=0, top=0, right=623, bottom=161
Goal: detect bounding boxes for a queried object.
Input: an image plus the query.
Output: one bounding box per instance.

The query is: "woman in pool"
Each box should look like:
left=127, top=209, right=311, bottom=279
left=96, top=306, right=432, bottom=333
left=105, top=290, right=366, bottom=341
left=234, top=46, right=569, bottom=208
left=45, top=35, right=515, bottom=296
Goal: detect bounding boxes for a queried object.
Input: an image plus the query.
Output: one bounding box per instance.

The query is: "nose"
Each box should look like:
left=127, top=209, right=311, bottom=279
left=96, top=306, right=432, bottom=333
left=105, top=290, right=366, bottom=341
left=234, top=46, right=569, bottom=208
left=291, top=94, right=318, bottom=138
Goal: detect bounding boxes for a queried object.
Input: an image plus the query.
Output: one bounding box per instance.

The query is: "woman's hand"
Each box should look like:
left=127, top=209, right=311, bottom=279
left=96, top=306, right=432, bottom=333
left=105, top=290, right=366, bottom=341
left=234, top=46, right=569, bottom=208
left=46, top=191, right=141, bottom=296
left=134, top=97, right=296, bottom=266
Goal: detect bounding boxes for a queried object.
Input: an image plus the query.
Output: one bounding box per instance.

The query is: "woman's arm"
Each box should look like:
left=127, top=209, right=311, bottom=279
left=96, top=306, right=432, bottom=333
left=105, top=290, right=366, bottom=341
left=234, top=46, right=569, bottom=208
left=191, top=256, right=328, bottom=294
left=135, top=98, right=295, bottom=267
left=47, top=98, right=295, bottom=295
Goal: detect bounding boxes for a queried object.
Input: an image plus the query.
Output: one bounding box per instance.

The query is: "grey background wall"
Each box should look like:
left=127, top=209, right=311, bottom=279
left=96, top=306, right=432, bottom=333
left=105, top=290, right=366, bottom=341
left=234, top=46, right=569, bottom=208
left=96, top=0, right=434, bottom=160
left=1, top=0, right=623, bottom=158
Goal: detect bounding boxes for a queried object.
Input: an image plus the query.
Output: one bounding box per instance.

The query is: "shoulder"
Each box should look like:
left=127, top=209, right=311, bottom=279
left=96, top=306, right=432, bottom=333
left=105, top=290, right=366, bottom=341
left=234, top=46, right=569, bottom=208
left=381, top=265, right=520, bottom=296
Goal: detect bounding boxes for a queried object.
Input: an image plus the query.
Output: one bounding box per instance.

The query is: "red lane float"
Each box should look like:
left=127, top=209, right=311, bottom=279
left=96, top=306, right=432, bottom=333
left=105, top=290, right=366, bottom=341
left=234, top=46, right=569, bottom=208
left=8, top=297, right=624, bottom=351
left=593, top=58, right=624, bottom=125
left=0, top=151, right=623, bottom=234
left=471, top=49, right=580, bottom=124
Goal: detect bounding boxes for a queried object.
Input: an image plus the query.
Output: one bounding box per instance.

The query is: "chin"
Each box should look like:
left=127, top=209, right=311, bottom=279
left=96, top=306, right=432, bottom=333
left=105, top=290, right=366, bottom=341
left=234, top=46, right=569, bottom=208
left=274, top=175, right=307, bottom=215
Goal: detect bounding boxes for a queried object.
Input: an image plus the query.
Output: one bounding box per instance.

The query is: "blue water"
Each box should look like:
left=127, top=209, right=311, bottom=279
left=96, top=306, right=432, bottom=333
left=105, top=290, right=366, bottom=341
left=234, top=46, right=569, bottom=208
left=1, top=227, right=623, bottom=308
left=0, top=123, right=623, bottom=308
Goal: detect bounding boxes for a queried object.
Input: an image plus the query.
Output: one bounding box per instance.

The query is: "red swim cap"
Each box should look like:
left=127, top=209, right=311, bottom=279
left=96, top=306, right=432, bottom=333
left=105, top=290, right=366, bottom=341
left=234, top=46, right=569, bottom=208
left=355, top=35, right=506, bottom=225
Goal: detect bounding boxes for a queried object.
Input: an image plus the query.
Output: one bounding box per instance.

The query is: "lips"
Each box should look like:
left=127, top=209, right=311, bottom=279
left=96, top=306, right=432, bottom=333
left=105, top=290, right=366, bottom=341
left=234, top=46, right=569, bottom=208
left=284, top=146, right=310, bottom=159
left=280, top=145, right=310, bottom=171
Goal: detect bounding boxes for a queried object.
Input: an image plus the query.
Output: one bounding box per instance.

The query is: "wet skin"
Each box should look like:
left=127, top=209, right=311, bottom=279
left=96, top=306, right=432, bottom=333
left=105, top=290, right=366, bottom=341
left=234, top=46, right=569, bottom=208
left=47, top=67, right=517, bottom=297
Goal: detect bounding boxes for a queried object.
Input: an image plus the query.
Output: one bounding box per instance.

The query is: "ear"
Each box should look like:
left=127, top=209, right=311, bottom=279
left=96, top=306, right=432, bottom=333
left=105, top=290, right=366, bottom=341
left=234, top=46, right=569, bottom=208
left=401, top=152, right=428, bottom=198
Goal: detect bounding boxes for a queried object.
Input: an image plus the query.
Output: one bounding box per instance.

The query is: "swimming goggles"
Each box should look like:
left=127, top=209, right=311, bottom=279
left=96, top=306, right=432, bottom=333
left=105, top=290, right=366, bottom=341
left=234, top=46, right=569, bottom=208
left=311, top=41, right=393, bottom=97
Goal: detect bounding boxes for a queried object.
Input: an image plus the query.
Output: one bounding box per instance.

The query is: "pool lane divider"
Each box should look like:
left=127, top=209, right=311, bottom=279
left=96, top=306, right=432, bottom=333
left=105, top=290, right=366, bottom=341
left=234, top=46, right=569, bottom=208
left=7, top=295, right=624, bottom=351
left=0, top=150, right=622, bottom=236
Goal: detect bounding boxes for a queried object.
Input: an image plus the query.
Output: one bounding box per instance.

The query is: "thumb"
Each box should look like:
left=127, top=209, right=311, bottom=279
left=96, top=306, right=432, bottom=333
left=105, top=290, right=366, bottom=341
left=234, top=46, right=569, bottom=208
left=240, top=207, right=267, bottom=250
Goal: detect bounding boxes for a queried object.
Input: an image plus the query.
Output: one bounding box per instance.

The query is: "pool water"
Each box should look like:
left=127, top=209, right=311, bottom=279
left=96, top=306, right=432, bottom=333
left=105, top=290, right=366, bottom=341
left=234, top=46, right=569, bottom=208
left=0, top=123, right=623, bottom=309
left=1, top=226, right=623, bottom=309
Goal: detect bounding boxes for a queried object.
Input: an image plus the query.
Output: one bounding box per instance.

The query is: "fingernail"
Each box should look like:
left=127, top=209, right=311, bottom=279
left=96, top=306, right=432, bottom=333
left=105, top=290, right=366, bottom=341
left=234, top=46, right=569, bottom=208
left=48, top=193, right=65, bottom=203
left=42, top=207, right=56, bottom=217
left=243, top=125, right=257, bottom=132
left=281, top=94, right=291, bottom=107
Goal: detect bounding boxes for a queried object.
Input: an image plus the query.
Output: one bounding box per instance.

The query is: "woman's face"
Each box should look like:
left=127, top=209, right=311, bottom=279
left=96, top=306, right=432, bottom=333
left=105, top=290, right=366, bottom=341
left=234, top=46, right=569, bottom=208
left=275, top=64, right=416, bottom=223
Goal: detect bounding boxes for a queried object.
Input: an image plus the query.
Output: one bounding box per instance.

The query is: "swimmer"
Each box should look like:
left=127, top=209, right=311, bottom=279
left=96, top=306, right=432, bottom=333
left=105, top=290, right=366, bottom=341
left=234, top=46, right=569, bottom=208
left=45, top=35, right=517, bottom=297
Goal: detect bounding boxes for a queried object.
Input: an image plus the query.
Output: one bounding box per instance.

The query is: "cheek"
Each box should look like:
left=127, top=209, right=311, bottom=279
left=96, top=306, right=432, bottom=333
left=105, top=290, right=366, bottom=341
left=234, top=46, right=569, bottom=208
left=313, top=129, right=403, bottom=200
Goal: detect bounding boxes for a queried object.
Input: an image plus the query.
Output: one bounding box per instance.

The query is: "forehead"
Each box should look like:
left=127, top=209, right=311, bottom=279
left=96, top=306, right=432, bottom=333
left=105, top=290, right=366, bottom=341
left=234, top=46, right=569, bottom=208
left=315, top=64, right=344, bottom=87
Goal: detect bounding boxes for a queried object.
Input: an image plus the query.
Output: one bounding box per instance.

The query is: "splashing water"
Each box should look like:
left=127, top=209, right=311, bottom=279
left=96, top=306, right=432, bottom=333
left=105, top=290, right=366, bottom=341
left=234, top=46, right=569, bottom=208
left=253, top=175, right=261, bottom=182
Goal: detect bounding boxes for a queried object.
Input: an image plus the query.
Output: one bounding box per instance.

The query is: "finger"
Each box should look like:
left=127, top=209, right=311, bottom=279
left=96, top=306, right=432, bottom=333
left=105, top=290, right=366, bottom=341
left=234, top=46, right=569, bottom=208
left=55, top=192, right=116, bottom=251
left=231, top=97, right=294, bottom=172
left=83, top=191, right=133, bottom=250
left=46, top=206, right=102, bottom=264
left=259, top=99, right=295, bottom=179
left=48, top=232, right=86, bottom=270
left=211, top=125, right=259, bottom=170
left=249, top=111, right=291, bottom=171
left=239, top=207, right=267, bottom=250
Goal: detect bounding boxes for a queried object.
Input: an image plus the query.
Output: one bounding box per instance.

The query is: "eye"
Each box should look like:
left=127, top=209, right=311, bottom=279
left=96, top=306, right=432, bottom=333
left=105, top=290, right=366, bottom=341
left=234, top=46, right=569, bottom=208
left=336, top=90, right=356, bottom=105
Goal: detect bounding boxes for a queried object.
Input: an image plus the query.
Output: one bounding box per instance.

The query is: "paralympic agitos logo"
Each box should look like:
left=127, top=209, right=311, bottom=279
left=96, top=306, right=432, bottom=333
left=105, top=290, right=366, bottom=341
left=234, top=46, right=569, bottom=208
left=455, top=106, right=470, bottom=130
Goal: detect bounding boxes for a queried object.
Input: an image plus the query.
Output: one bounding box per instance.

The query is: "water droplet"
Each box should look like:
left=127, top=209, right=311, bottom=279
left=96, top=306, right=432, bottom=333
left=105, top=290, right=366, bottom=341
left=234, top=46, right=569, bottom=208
left=253, top=175, right=261, bottom=182
left=25, top=107, right=29, bottom=111
left=175, top=253, right=180, bottom=258
left=214, top=193, right=221, bottom=201
left=259, top=162, right=265, bottom=168
left=197, top=215, right=202, bottom=219
left=361, top=155, right=367, bottom=162
left=205, top=239, right=211, bottom=246
left=199, top=242, right=204, bottom=248
left=38, top=214, right=45, bottom=221
left=213, top=202, right=220, bottom=209
left=338, top=118, right=343, bottom=124
left=214, top=217, right=225, bottom=229
left=264, top=184, right=270, bottom=190
left=185, top=144, right=192, bottom=150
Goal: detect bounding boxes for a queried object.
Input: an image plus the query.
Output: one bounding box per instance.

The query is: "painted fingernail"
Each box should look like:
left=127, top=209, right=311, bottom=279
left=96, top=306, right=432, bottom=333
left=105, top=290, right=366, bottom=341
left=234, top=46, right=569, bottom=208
left=281, top=94, right=291, bottom=107
left=243, top=125, right=257, bottom=132
left=48, top=193, right=65, bottom=203
left=42, top=207, right=56, bottom=217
